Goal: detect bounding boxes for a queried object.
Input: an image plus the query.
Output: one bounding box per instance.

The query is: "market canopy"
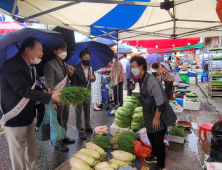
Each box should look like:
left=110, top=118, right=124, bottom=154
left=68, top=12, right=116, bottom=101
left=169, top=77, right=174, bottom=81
left=173, top=43, right=204, bottom=50
left=0, top=0, right=222, bottom=40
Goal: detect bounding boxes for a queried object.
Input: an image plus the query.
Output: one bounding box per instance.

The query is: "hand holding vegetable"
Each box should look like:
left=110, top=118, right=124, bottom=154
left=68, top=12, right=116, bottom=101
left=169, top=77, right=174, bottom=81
left=51, top=93, right=62, bottom=103
left=153, top=117, right=160, bottom=130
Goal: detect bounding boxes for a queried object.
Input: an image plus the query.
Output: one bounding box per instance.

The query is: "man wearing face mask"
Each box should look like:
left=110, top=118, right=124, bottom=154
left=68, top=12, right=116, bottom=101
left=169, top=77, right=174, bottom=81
left=0, top=37, right=62, bottom=170
left=44, top=41, right=75, bottom=151
left=70, top=49, right=95, bottom=140
left=130, top=56, right=176, bottom=170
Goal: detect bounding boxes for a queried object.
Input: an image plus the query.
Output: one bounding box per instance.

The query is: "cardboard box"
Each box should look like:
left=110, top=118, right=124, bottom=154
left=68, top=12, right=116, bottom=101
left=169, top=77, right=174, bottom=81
left=168, top=134, right=185, bottom=144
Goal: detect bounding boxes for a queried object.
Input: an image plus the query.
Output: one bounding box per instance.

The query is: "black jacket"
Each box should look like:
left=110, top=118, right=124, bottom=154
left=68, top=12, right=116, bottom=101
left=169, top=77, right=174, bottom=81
left=1, top=53, right=51, bottom=127
left=70, top=63, right=95, bottom=89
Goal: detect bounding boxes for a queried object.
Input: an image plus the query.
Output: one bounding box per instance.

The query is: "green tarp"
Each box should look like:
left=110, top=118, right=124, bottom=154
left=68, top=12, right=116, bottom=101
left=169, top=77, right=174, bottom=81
left=179, top=74, right=190, bottom=83
left=174, top=43, right=204, bottom=50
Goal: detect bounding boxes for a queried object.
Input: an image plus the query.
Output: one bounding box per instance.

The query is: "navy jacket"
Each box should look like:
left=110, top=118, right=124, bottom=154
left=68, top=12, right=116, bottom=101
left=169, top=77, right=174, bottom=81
left=1, top=53, right=51, bottom=127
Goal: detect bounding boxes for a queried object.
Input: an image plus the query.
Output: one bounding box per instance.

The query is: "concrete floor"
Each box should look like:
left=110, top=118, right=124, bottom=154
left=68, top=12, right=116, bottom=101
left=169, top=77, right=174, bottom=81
left=0, top=85, right=221, bottom=170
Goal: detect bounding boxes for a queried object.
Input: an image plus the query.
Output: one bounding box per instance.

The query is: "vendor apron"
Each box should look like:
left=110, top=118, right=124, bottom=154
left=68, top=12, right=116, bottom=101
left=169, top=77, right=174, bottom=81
left=54, top=75, right=68, bottom=91
left=0, top=69, right=37, bottom=129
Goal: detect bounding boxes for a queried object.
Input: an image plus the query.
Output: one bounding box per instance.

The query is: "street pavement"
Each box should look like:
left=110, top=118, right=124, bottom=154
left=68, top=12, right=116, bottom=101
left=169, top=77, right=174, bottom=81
left=0, top=84, right=221, bottom=170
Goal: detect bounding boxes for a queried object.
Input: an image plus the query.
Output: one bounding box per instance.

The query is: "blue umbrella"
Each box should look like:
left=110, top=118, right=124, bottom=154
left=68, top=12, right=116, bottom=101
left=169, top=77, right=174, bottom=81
left=0, top=28, right=64, bottom=76
left=146, top=53, right=164, bottom=63
left=66, top=41, right=114, bottom=71
left=90, top=37, right=116, bottom=47
left=114, top=43, right=133, bottom=54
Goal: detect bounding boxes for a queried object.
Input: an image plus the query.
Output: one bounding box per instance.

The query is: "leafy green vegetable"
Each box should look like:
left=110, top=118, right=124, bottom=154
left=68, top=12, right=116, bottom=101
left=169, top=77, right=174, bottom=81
left=212, top=73, right=222, bottom=77
left=212, top=81, right=222, bottom=86
left=123, top=102, right=137, bottom=109
left=111, top=130, right=138, bottom=154
left=60, top=86, right=91, bottom=106
left=115, top=118, right=131, bottom=128
left=209, top=47, right=222, bottom=51
left=92, top=135, right=111, bottom=149
left=169, top=126, right=187, bottom=137
left=111, top=110, right=117, bottom=114
left=134, top=107, right=143, bottom=113
left=212, top=56, right=222, bottom=60
left=131, top=121, right=143, bottom=130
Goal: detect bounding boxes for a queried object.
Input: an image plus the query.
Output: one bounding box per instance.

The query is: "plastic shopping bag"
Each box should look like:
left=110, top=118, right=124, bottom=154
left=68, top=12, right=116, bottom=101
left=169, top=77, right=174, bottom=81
left=36, top=101, right=66, bottom=146
left=134, top=140, right=152, bottom=159
left=136, top=128, right=151, bottom=145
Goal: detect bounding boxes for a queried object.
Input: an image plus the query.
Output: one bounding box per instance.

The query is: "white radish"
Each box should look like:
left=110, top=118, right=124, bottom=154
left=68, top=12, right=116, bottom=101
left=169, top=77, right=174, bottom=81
left=109, top=162, right=120, bottom=170
left=79, top=148, right=100, bottom=160
left=95, top=162, right=110, bottom=170
left=109, top=159, right=128, bottom=168
left=70, top=157, right=92, bottom=170
left=74, top=152, right=98, bottom=167
left=111, top=150, right=136, bottom=162
left=85, top=142, right=106, bottom=156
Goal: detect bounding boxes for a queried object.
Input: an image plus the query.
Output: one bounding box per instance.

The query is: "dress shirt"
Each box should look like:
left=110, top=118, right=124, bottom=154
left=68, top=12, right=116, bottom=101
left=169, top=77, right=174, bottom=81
left=81, top=64, right=89, bottom=82
left=56, top=59, right=66, bottom=76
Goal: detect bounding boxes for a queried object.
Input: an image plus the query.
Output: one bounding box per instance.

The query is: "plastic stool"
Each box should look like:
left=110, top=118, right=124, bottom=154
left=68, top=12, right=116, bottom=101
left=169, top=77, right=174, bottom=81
left=175, top=98, right=183, bottom=106
left=199, top=117, right=222, bottom=139
left=201, top=71, right=208, bottom=83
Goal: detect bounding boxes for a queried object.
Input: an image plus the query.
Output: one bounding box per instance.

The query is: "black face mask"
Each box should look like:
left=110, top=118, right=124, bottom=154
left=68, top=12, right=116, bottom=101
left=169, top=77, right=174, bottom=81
left=83, top=59, right=91, bottom=66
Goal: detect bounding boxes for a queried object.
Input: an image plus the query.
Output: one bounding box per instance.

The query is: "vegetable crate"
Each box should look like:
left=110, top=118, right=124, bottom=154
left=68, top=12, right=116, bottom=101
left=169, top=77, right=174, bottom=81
left=168, top=134, right=185, bottom=144
left=183, top=99, right=200, bottom=111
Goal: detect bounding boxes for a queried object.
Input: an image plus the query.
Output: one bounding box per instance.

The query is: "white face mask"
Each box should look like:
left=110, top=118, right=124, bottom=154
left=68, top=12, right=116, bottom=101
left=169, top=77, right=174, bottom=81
left=58, top=52, right=67, bottom=60
left=29, top=51, right=41, bottom=65
left=113, top=58, right=116, bottom=63
left=131, top=68, right=140, bottom=76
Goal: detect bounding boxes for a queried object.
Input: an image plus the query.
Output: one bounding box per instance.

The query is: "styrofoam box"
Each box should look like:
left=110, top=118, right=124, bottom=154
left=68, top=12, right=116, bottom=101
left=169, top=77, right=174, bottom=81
left=183, top=99, right=200, bottom=111
left=189, top=77, right=196, bottom=84
left=168, top=134, right=185, bottom=144
left=110, top=122, right=130, bottom=135
left=195, top=69, right=203, bottom=72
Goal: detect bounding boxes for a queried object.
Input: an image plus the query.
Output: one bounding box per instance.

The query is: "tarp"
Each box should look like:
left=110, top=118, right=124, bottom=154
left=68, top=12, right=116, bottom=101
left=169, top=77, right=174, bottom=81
left=0, top=0, right=221, bottom=40
left=173, top=43, right=204, bottom=50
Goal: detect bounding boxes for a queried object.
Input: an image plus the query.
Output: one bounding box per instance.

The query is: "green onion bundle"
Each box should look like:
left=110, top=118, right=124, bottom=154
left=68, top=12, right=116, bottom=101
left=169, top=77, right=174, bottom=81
left=92, top=135, right=111, bottom=150
left=58, top=86, right=91, bottom=105
left=110, top=130, right=138, bottom=154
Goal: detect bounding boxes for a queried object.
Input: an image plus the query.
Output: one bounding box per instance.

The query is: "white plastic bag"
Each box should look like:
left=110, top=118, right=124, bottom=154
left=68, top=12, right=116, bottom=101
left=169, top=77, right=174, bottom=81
left=136, top=128, right=150, bottom=145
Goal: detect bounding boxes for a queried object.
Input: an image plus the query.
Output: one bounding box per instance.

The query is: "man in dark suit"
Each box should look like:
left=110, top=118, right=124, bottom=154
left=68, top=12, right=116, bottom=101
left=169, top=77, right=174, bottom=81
left=44, top=41, right=75, bottom=151
left=71, top=49, right=95, bottom=139
left=0, top=37, right=61, bottom=170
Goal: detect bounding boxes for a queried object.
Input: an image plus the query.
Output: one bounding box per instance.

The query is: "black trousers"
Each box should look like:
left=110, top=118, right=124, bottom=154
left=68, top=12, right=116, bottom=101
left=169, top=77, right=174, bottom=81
left=127, top=79, right=132, bottom=96
left=165, top=81, right=173, bottom=100
left=35, top=103, right=45, bottom=128
left=148, top=128, right=167, bottom=168
left=113, top=82, right=123, bottom=106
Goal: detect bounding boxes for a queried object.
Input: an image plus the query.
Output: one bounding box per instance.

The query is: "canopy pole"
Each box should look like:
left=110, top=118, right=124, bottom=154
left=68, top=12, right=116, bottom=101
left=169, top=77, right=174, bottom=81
left=12, top=0, right=18, bottom=15
left=117, top=32, right=119, bottom=106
